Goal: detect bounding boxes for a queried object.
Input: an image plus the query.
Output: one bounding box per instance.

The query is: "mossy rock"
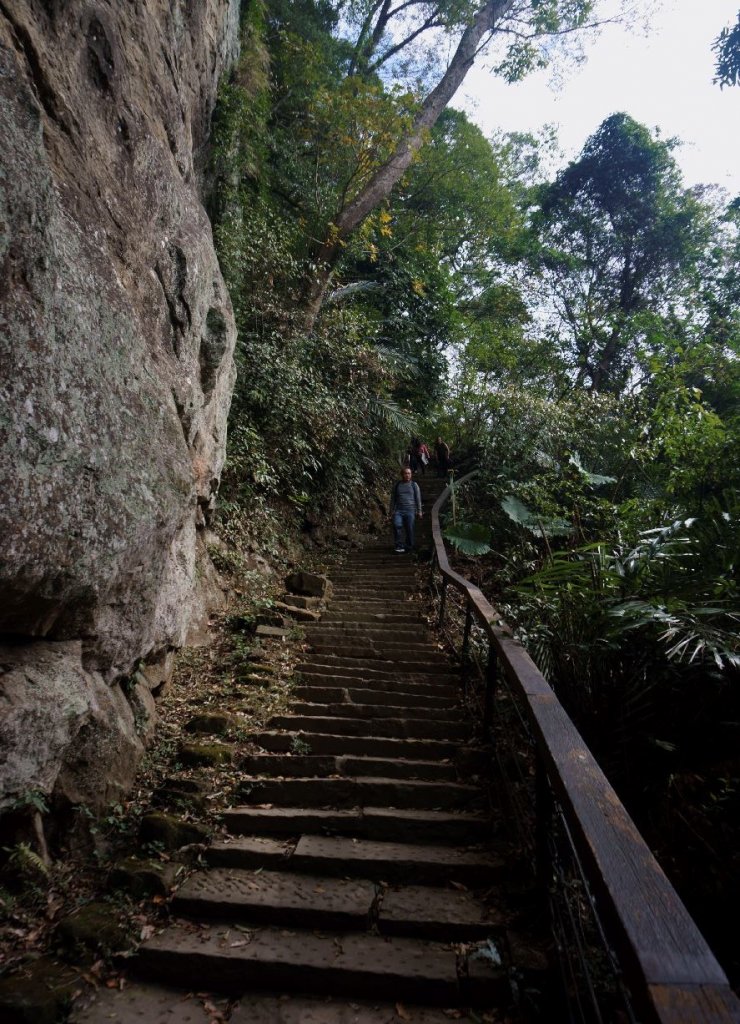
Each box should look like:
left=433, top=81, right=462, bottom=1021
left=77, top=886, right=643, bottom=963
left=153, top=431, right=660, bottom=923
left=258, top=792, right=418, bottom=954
left=183, top=711, right=234, bottom=736
left=282, top=594, right=321, bottom=610
left=0, top=957, right=78, bottom=1024
left=56, top=902, right=129, bottom=960
left=151, top=776, right=210, bottom=812
left=108, top=858, right=180, bottom=898
left=139, top=812, right=210, bottom=850
left=255, top=610, right=284, bottom=627
left=179, top=741, right=233, bottom=767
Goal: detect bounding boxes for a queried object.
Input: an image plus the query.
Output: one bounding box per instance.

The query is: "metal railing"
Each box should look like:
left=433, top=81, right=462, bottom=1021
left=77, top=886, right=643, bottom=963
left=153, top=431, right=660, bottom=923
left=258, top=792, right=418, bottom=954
left=430, top=471, right=739, bottom=1024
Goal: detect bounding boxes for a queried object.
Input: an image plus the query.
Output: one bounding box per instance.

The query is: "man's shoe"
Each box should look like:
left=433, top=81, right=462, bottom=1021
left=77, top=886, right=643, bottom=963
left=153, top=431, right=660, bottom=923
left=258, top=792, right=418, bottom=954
left=395, top=546, right=405, bottom=553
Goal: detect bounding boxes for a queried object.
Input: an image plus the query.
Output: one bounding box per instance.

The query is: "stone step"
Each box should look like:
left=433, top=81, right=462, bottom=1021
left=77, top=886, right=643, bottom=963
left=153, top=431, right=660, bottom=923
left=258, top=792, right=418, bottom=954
left=234, top=776, right=481, bottom=811
left=253, top=730, right=461, bottom=761
left=291, top=684, right=459, bottom=709
left=221, top=806, right=489, bottom=844
left=310, top=630, right=434, bottom=650
left=267, top=715, right=471, bottom=741
left=328, top=569, right=416, bottom=579
left=298, top=657, right=459, bottom=679
left=327, top=579, right=416, bottom=590
left=307, top=626, right=437, bottom=642
left=288, top=701, right=462, bottom=722
left=69, top=984, right=477, bottom=1024
left=329, top=590, right=412, bottom=600
left=135, top=924, right=506, bottom=1005
left=318, top=600, right=418, bottom=610
left=173, top=868, right=375, bottom=931
left=172, top=868, right=501, bottom=943
left=295, top=670, right=458, bottom=696
left=296, top=665, right=460, bottom=689
left=239, top=753, right=459, bottom=782
left=307, top=642, right=444, bottom=661
left=209, top=834, right=503, bottom=886
left=321, top=612, right=422, bottom=625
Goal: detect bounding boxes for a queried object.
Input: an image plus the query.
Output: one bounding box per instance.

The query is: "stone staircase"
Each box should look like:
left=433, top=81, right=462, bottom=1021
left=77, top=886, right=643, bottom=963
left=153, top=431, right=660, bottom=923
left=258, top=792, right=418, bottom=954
left=72, top=476, right=532, bottom=1023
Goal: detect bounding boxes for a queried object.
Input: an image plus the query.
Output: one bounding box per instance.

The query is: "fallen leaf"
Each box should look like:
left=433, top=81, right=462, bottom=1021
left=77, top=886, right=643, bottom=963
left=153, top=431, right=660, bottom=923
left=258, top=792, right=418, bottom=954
left=396, top=1003, right=412, bottom=1020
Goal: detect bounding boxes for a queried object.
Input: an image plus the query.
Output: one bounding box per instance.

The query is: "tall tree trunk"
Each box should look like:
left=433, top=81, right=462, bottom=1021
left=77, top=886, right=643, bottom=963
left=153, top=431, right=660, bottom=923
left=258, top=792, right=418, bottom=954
left=301, top=0, right=515, bottom=331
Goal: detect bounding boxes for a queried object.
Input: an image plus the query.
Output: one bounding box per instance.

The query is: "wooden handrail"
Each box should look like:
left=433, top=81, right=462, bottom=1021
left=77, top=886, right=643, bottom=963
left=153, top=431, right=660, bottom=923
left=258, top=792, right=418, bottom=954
left=431, top=472, right=740, bottom=1023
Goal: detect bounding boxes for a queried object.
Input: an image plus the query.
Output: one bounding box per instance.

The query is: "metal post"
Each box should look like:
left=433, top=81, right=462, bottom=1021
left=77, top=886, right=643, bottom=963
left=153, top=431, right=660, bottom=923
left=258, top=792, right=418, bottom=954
left=535, top=754, right=552, bottom=899
left=462, top=602, right=472, bottom=658
left=438, top=578, right=448, bottom=629
left=483, top=643, right=497, bottom=729
left=428, top=546, right=437, bottom=587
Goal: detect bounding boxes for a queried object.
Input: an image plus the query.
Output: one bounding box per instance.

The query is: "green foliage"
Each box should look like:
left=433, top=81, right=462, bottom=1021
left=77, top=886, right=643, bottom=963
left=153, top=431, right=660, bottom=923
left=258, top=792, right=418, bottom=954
left=443, top=521, right=492, bottom=555
left=9, top=790, right=50, bottom=816
left=713, top=11, right=740, bottom=87
left=4, top=842, right=49, bottom=883
left=529, top=113, right=712, bottom=392
left=501, top=494, right=572, bottom=538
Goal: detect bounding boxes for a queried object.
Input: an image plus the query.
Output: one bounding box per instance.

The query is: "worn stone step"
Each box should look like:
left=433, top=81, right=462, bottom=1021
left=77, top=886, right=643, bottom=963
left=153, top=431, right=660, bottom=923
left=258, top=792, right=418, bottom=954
left=268, top=715, right=471, bottom=741
left=136, top=925, right=506, bottom=1005
left=173, top=868, right=375, bottom=930
left=321, top=612, right=422, bottom=625
left=288, top=702, right=462, bottom=723
left=209, top=834, right=502, bottom=886
left=173, top=868, right=501, bottom=944
left=304, top=835, right=502, bottom=886
left=295, top=670, right=458, bottom=696
left=309, top=628, right=434, bottom=646
left=253, top=730, right=460, bottom=761
left=234, top=776, right=481, bottom=811
left=292, top=684, right=459, bottom=709
left=221, top=806, right=489, bottom=844
left=308, top=642, right=443, bottom=660
left=239, top=753, right=459, bottom=781
left=298, top=659, right=459, bottom=681
left=331, top=588, right=410, bottom=598
left=70, top=984, right=477, bottom=1024
left=378, top=883, right=505, bottom=941
left=329, top=569, right=416, bottom=578
left=307, top=620, right=432, bottom=634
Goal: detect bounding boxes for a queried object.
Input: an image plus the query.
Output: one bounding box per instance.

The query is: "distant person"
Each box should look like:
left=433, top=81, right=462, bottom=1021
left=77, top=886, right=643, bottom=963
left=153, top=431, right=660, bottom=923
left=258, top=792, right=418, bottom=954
left=389, top=466, right=422, bottom=553
left=408, top=437, right=421, bottom=473
left=408, top=437, right=430, bottom=475
left=418, top=440, right=431, bottom=475
left=435, top=436, right=450, bottom=478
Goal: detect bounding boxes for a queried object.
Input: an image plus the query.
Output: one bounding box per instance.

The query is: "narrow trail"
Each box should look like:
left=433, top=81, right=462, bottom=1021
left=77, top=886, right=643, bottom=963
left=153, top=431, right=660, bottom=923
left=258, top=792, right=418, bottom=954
left=72, top=477, right=536, bottom=1023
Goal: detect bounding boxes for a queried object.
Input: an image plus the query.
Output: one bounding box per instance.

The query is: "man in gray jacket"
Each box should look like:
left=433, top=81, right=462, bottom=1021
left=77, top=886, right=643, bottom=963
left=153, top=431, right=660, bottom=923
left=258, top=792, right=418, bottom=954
left=390, top=466, right=423, bottom=553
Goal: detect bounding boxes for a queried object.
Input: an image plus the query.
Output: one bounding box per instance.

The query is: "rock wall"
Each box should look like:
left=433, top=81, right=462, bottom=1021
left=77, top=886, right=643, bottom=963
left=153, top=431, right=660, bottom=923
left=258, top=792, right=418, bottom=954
left=0, top=0, right=239, bottom=817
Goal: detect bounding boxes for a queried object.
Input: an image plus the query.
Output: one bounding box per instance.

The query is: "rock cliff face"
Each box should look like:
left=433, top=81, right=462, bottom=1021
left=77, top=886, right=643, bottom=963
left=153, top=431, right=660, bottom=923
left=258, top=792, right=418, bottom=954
left=0, top=0, right=239, bottom=818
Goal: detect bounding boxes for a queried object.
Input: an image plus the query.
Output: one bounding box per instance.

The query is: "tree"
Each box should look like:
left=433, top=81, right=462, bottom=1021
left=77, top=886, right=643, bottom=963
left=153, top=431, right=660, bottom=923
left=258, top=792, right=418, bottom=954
left=713, top=10, right=740, bottom=87
left=530, top=113, right=710, bottom=392
left=329, top=108, right=526, bottom=410
left=294, top=0, right=615, bottom=326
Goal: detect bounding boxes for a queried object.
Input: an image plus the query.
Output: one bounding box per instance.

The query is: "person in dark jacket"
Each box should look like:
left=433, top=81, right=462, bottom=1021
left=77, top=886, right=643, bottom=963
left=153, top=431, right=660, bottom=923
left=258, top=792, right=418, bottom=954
left=389, top=467, right=422, bottom=553
left=435, top=436, right=450, bottom=478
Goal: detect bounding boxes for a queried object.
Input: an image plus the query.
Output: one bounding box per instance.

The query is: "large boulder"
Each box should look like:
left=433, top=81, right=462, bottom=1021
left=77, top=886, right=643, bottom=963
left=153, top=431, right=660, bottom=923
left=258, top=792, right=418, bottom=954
left=0, top=0, right=239, bottom=816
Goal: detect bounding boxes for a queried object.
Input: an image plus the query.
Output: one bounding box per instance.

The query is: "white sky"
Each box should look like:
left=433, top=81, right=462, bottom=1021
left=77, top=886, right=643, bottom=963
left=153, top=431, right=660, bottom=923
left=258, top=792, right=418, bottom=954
left=456, top=0, right=740, bottom=195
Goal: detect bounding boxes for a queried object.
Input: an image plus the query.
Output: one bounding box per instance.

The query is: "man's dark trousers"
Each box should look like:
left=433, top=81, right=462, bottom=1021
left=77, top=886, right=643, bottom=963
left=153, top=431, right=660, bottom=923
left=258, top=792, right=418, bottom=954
left=393, top=510, right=415, bottom=551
